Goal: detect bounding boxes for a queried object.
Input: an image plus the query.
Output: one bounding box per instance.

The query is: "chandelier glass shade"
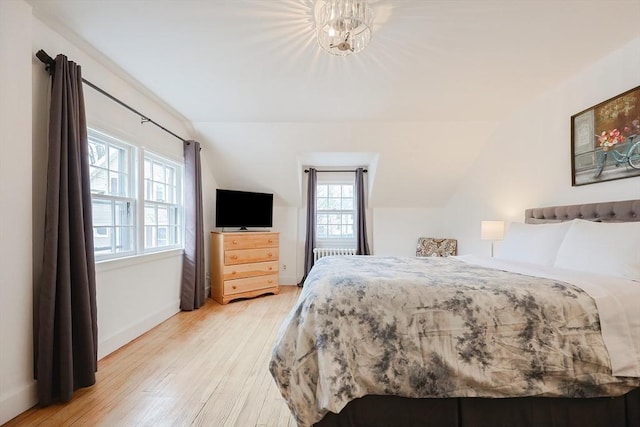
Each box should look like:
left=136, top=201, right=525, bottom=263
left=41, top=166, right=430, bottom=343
left=315, top=0, right=373, bottom=56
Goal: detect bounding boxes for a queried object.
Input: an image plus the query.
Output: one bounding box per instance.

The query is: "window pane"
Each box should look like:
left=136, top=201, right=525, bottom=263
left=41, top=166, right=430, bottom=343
left=316, top=197, right=328, bottom=210
left=328, top=214, right=341, bottom=225
left=328, top=225, right=341, bottom=237
left=328, top=185, right=341, bottom=197
left=341, top=198, right=353, bottom=210
left=342, top=185, right=353, bottom=198
left=158, top=206, right=169, bottom=225
left=94, top=227, right=112, bottom=254
left=157, top=227, right=168, bottom=246
left=145, top=179, right=153, bottom=200
left=342, top=214, right=353, bottom=224
left=145, top=226, right=156, bottom=248
left=144, top=159, right=151, bottom=180
left=342, top=225, right=354, bottom=237
left=92, top=200, right=112, bottom=227
left=115, top=226, right=133, bottom=253
left=327, top=198, right=340, bottom=210
left=109, top=145, right=126, bottom=172
left=317, top=214, right=328, bottom=225
left=115, top=201, right=130, bottom=226
left=88, top=139, right=107, bottom=166
left=145, top=206, right=157, bottom=225
left=90, top=167, right=109, bottom=194
left=153, top=162, right=165, bottom=183
left=154, top=183, right=165, bottom=202
left=166, top=167, right=175, bottom=185
left=317, top=185, right=327, bottom=197
left=317, top=225, right=327, bottom=238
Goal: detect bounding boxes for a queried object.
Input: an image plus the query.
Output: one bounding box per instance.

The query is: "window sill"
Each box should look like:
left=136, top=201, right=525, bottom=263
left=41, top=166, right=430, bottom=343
left=95, top=248, right=184, bottom=273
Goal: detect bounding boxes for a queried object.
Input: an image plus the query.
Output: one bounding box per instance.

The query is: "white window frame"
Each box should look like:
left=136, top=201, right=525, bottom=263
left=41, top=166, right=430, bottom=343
left=140, top=150, right=183, bottom=253
left=89, top=129, right=137, bottom=261
left=315, top=179, right=356, bottom=248
left=88, top=128, right=184, bottom=261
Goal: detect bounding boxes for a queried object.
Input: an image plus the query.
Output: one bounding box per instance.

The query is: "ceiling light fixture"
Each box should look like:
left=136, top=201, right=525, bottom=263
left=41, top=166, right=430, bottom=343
left=315, top=0, right=373, bottom=56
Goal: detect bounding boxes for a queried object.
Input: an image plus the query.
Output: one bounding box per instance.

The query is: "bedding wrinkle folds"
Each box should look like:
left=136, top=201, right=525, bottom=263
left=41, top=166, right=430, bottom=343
left=269, top=256, right=639, bottom=427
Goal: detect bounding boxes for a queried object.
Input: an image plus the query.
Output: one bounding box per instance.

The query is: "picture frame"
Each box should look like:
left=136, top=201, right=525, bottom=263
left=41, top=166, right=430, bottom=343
left=571, top=85, right=640, bottom=186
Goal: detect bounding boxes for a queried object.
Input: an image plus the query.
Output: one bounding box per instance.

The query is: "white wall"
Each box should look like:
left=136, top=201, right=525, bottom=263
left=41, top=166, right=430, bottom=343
left=0, top=1, right=36, bottom=423
left=443, top=36, right=640, bottom=255
left=30, top=13, right=220, bottom=358
left=373, top=208, right=445, bottom=256
left=273, top=206, right=299, bottom=285
left=1, top=1, right=218, bottom=422
left=31, top=14, right=189, bottom=360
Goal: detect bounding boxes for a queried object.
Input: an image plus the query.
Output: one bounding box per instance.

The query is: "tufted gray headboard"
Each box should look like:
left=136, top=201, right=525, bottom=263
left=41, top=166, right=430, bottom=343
left=525, top=199, right=640, bottom=223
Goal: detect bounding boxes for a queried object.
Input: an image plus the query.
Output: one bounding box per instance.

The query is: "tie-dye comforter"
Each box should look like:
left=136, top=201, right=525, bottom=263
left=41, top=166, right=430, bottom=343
left=269, top=256, right=639, bottom=427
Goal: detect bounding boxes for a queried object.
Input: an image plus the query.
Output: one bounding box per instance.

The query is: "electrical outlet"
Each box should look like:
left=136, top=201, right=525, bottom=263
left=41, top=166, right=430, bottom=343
left=282, top=264, right=287, bottom=271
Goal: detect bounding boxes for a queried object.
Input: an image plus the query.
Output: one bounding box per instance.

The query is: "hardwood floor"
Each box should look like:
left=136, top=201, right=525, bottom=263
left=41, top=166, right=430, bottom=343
left=5, top=286, right=300, bottom=427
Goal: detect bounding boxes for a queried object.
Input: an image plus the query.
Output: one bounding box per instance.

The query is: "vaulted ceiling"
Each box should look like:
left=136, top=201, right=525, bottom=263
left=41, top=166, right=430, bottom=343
left=27, top=0, right=640, bottom=207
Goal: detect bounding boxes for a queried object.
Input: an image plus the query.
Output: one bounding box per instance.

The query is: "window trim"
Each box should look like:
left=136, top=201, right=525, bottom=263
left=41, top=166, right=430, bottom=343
left=88, top=127, right=184, bottom=262
left=139, top=148, right=184, bottom=254
left=89, top=129, right=137, bottom=261
left=315, top=179, right=356, bottom=248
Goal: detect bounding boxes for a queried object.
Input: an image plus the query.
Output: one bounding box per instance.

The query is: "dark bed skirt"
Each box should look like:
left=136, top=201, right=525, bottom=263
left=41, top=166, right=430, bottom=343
left=314, top=388, right=640, bottom=427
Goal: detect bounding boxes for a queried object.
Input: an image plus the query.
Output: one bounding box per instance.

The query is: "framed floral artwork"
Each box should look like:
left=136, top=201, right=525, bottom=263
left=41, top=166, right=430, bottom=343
left=571, top=85, right=640, bottom=186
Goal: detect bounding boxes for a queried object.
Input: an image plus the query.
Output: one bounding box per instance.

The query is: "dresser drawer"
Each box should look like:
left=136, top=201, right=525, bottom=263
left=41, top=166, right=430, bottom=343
left=225, top=247, right=279, bottom=265
left=223, top=233, right=278, bottom=250
left=223, top=261, right=278, bottom=281
left=224, top=274, right=279, bottom=295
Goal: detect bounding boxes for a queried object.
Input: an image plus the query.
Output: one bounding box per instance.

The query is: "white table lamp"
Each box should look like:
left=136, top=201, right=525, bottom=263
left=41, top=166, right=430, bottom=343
left=481, top=220, right=505, bottom=257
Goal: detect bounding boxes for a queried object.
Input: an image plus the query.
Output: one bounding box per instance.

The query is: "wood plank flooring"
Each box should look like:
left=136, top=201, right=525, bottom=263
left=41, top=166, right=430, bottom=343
left=5, top=286, right=300, bottom=427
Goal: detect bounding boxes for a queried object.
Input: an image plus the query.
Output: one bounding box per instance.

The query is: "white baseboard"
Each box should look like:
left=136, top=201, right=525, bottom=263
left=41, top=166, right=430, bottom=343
left=98, top=299, right=180, bottom=360
left=0, top=380, right=37, bottom=425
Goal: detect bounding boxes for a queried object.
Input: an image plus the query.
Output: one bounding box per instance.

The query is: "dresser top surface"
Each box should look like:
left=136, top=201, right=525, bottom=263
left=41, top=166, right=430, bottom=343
left=212, top=231, right=277, bottom=236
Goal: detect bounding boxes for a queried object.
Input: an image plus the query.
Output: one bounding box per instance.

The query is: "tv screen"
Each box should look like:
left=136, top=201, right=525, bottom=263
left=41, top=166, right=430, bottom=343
left=215, top=189, right=273, bottom=229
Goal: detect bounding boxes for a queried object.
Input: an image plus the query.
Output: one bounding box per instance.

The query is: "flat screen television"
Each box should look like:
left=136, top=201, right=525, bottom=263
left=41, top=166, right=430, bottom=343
left=215, top=189, right=273, bottom=230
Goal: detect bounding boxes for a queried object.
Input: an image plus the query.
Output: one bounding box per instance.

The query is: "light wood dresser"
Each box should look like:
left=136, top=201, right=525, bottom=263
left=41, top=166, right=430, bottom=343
left=210, top=231, right=280, bottom=304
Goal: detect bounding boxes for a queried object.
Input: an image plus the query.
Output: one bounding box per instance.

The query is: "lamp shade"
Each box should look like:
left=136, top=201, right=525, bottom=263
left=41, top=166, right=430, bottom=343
left=481, top=221, right=505, bottom=241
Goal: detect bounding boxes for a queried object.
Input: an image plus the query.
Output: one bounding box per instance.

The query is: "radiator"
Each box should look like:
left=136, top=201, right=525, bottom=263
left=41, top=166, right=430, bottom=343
left=313, top=247, right=357, bottom=262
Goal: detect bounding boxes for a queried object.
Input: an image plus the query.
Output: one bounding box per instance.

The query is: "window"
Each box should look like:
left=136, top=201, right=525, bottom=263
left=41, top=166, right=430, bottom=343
left=88, top=129, right=183, bottom=260
left=316, top=182, right=355, bottom=245
left=143, top=154, right=182, bottom=251
left=89, top=130, right=135, bottom=258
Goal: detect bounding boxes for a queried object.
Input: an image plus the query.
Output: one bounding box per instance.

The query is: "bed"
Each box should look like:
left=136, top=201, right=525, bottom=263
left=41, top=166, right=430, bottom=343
left=270, top=200, right=640, bottom=427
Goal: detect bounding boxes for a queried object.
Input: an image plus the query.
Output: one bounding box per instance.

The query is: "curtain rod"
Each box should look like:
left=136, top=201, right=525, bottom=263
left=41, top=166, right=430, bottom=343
left=304, top=169, right=367, bottom=173
left=36, top=49, right=187, bottom=144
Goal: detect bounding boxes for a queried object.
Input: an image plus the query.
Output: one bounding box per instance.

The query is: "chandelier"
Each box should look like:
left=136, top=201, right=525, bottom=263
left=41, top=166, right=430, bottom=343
left=315, top=0, right=374, bottom=56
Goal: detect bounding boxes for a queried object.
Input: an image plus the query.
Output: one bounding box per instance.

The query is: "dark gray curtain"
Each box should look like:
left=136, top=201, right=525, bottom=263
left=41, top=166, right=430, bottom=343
left=355, top=167, right=370, bottom=255
left=300, top=168, right=317, bottom=286
left=180, top=140, right=205, bottom=310
left=37, top=54, right=98, bottom=406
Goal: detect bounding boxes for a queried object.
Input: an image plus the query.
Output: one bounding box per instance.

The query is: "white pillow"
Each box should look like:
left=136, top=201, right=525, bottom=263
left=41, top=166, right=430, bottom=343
left=496, top=221, right=572, bottom=266
left=554, top=219, right=640, bottom=281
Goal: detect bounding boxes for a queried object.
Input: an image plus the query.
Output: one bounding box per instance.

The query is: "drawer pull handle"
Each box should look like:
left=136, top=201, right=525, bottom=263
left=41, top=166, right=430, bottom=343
left=268, top=280, right=273, bottom=284
left=232, top=285, right=237, bottom=290
left=268, top=239, right=273, bottom=243
left=232, top=240, right=238, bottom=244
left=268, top=252, right=273, bottom=257
left=268, top=267, right=273, bottom=271
left=231, top=271, right=236, bottom=275
left=231, top=255, right=238, bottom=260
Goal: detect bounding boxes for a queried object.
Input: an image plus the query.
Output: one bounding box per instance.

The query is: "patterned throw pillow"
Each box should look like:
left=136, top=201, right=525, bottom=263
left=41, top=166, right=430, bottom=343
left=416, top=238, right=457, bottom=257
